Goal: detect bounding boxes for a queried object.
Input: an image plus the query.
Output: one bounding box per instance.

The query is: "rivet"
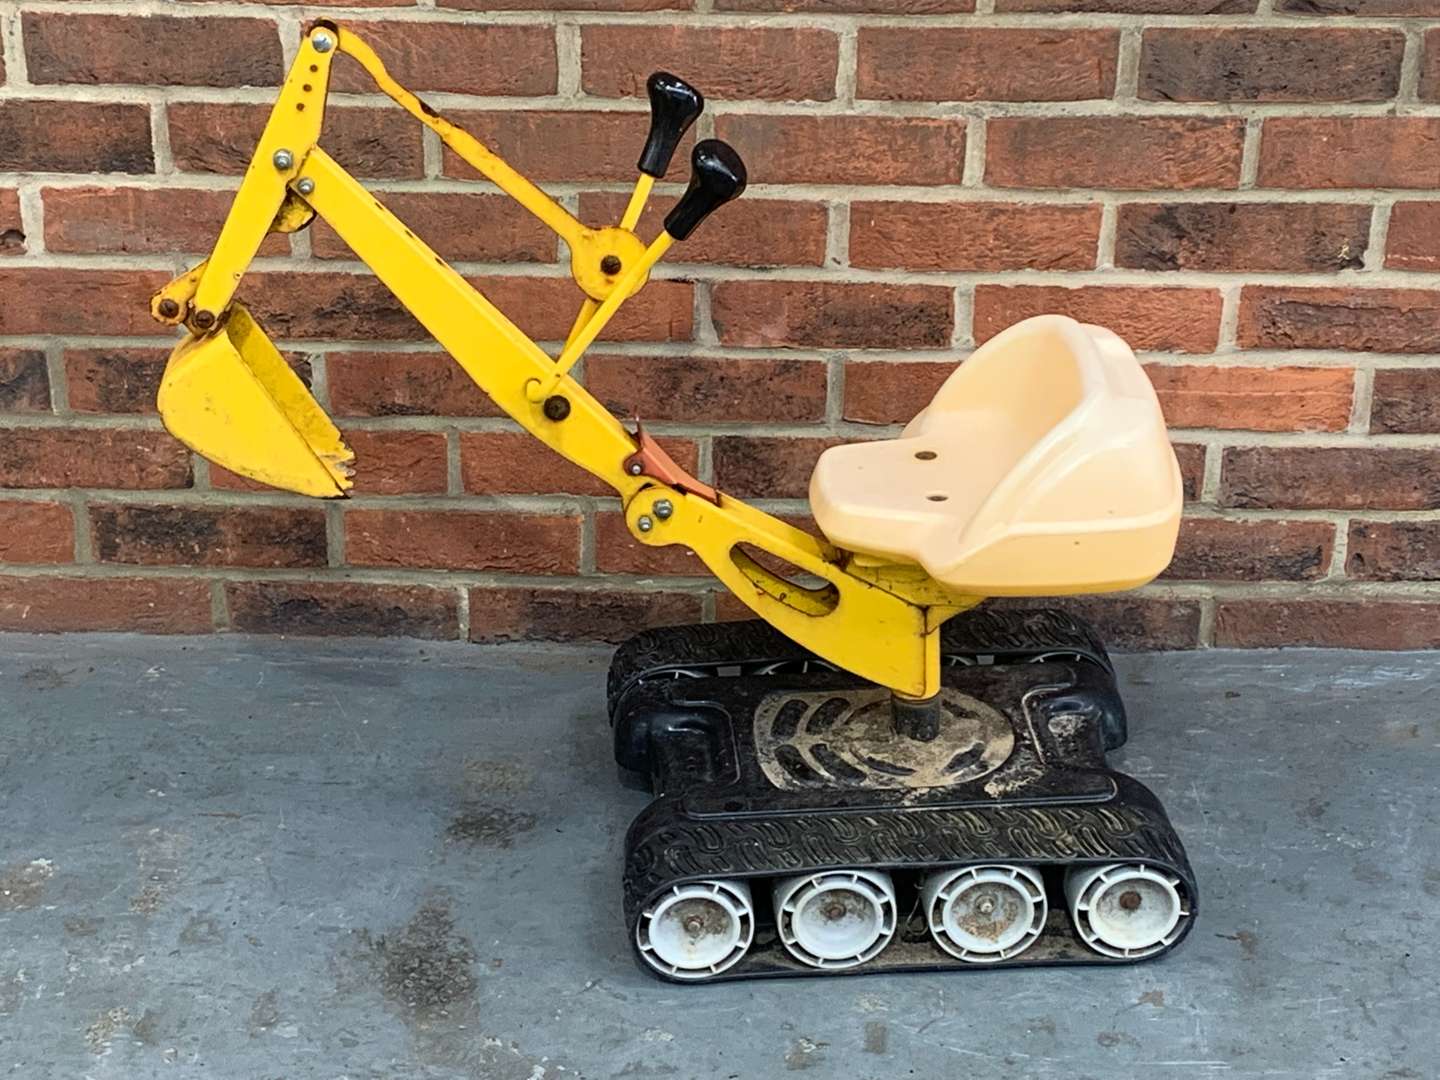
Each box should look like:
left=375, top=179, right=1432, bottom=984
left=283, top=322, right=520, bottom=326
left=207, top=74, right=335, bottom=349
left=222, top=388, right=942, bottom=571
left=653, top=499, right=673, bottom=520
left=272, top=148, right=295, bottom=171
left=312, top=30, right=335, bottom=54
left=296, top=178, right=316, bottom=196
left=637, top=516, right=654, bottom=533
left=542, top=395, right=571, bottom=422
left=628, top=462, right=643, bottom=476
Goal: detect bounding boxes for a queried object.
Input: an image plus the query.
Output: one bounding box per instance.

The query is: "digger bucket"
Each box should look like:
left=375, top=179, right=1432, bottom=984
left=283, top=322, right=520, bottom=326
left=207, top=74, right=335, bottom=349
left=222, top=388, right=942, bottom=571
left=157, top=305, right=354, bottom=497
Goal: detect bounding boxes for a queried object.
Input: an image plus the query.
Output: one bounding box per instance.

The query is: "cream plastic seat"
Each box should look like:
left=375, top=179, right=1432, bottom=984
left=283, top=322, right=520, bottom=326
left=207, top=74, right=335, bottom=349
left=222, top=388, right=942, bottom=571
left=809, top=315, right=1182, bottom=596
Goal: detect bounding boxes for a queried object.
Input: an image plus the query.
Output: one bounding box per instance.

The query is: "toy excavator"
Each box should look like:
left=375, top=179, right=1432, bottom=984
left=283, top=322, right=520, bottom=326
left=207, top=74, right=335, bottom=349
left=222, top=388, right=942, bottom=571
left=150, top=21, right=1195, bottom=982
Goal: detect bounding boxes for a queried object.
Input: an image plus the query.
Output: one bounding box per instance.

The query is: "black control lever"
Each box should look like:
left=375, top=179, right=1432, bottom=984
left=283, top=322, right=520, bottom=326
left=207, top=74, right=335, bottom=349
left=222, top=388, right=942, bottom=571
left=664, top=140, right=747, bottom=241
left=638, top=72, right=704, bottom=178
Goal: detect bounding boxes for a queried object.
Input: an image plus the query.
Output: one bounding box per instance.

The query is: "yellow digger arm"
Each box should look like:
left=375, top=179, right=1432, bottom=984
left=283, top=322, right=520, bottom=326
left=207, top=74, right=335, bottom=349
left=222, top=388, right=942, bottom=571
left=150, top=21, right=973, bottom=699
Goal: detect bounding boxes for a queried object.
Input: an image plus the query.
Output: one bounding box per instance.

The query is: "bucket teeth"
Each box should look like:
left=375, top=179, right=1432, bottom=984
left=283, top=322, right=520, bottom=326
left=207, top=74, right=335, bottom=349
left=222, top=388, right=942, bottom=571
left=156, top=305, right=354, bottom=497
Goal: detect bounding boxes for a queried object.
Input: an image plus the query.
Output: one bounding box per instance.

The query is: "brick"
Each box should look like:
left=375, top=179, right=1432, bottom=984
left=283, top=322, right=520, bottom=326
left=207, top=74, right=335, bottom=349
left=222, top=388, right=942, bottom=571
left=484, top=276, right=693, bottom=343
left=585, top=355, right=827, bottom=423
left=331, top=22, right=555, bottom=96
left=327, top=351, right=500, bottom=418
left=43, top=187, right=287, bottom=257
left=1347, top=521, right=1440, bottom=582
left=345, top=509, right=580, bottom=573
left=91, top=504, right=327, bottom=568
left=1383, top=202, right=1440, bottom=270
left=1164, top=517, right=1333, bottom=581
left=241, top=273, right=424, bottom=342
left=0, top=101, right=152, bottom=174
left=712, top=282, right=954, bottom=349
left=583, top=25, right=838, bottom=101
left=0, top=576, right=212, bottom=634
left=974, top=286, right=1223, bottom=353
left=714, top=115, right=965, bottom=186
left=444, top=111, right=695, bottom=184
left=311, top=192, right=555, bottom=263
left=1259, top=118, right=1440, bottom=189
left=987, top=596, right=1201, bottom=650
left=1000, top=0, right=1251, bottom=8
left=1420, top=30, right=1440, bottom=99
left=1238, top=287, right=1440, bottom=353
left=718, top=0, right=971, bottom=8
left=1220, top=447, right=1440, bottom=511
left=577, top=193, right=826, bottom=268
left=843, top=361, right=953, bottom=425
left=24, top=14, right=283, bottom=88
left=1371, top=369, right=1440, bottom=434
left=594, top=511, right=708, bottom=576
left=713, top=435, right=847, bottom=500
left=858, top=29, right=1116, bottom=102
left=1116, top=203, right=1369, bottom=273
left=443, top=0, right=686, bottom=8
left=169, top=104, right=423, bottom=179
left=226, top=581, right=459, bottom=640
left=1139, top=29, right=1402, bottom=103
left=1280, top=0, right=1440, bottom=14
left=1174, top=443, right=1205, bottom=501
left=1144, top=365, right=1354, bottom=432
left=0, top=501, right=73, bottom=563
left=237, top=271, right=690, bottom=345
left=850, top=202, right=1100, bottom=272
left=65, top=348, right=168, bottom=415
left=211, top=428, right=448, bottom=496
left=987, top=118, right=1243, bottom=190
left=0, top=190, right=23, bottom=255
left=1215, top=600, right=1440, bottom=651
left=345, top=430, right=449, bottom=496
left=468, top=586, right=703, bottom=644
left=461, top=431, right=696, bottom=496
left=0, top=269, right=170, bottom=337
left=0, top=350, right=51, bottom=413
left=0, top=428, right=191, bottom=490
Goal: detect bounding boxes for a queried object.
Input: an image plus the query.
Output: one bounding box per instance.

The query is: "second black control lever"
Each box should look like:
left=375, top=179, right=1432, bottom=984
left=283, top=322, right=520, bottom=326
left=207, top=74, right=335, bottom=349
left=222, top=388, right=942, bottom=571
left=664, top=140, right=747, bottom=241
left=638, top=72, right=704, bottom=178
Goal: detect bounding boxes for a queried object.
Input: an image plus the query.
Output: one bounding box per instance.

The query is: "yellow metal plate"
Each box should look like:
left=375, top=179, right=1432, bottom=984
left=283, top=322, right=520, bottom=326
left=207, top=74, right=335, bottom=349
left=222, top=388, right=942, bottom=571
left=157, top=305, right=353, bottom=497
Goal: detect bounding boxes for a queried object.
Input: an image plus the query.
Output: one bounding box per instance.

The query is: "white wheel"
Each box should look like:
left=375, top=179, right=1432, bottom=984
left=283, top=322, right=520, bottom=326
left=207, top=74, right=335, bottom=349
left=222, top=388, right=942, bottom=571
left=1065, top=863, right=1188, bottom=959
left=636, top=880, right=754, bottom=980
left=922, top=864, right=1047, bottom=963
left=772, top=869, right=897, bottom=970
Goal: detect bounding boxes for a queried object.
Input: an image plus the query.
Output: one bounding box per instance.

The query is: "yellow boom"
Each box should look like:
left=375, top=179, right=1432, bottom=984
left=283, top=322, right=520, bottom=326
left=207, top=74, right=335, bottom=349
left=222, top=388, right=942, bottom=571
left=150, top=21, right=975, bottom=700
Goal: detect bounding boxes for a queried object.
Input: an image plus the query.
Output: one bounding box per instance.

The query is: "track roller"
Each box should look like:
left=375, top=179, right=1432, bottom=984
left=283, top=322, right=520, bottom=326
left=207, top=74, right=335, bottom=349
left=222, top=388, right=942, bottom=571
left=773, top=869, right=897, bottom=970
left=636, top=879, right=754, bottom=980
left=922, top=864, right=1047, bottom=963
left=1065, top=863, right=1189, bottom=959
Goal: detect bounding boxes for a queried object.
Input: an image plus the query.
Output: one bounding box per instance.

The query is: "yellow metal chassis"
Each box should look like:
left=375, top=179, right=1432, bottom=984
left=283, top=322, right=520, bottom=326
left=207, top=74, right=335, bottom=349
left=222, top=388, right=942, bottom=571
left=151, top=23, right=978, bottom=699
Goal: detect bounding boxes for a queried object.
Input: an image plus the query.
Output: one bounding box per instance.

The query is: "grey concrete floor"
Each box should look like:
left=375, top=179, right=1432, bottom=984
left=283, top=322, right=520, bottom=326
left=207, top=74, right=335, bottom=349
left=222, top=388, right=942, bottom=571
left=0, top=633, right=1436, bottom=1080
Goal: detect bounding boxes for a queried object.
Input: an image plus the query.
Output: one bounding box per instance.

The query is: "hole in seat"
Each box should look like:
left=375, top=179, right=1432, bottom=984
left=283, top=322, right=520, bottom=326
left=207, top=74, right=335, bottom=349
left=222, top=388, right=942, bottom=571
left=914, top=450, right=937, bottom=461
left=927, top=493, right=948, bottom=502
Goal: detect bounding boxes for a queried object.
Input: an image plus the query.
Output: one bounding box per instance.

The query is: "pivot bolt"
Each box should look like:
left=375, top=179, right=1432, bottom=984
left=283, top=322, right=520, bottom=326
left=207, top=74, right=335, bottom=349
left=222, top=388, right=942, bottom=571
left=1118, top=890, right=1143, bottom=912
left=273, top=148, right=295, bottom=171
left=192, top=310, right=216, bottom=330
left=600, top=254, right=623, bottom=276
left=975, top=896, right=997, bottom=916
left=296, top=178, right=316, bottom=196
left=157, top=298, right=180, bottom=320
left=312, top=30, right=335, bottom=54
left=653, top=499, right=673, bottom=520
left=542, top=395, right=571, bottom=422
left=628, top=462, right=643, bottom=476
left=637, top=516, right=654, bottom=533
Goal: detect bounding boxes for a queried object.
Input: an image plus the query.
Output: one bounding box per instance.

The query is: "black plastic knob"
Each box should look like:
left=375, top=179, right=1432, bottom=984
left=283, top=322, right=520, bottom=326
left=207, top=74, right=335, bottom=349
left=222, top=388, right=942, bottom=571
left=637, top=72, right=704, bottom=178
left=664, top=140, right=747, bottom=241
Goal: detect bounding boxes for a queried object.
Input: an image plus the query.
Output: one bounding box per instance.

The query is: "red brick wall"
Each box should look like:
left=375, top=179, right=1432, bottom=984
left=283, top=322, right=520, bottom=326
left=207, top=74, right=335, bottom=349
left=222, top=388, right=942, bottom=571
left=1, top=1, right=1438, bottom=650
